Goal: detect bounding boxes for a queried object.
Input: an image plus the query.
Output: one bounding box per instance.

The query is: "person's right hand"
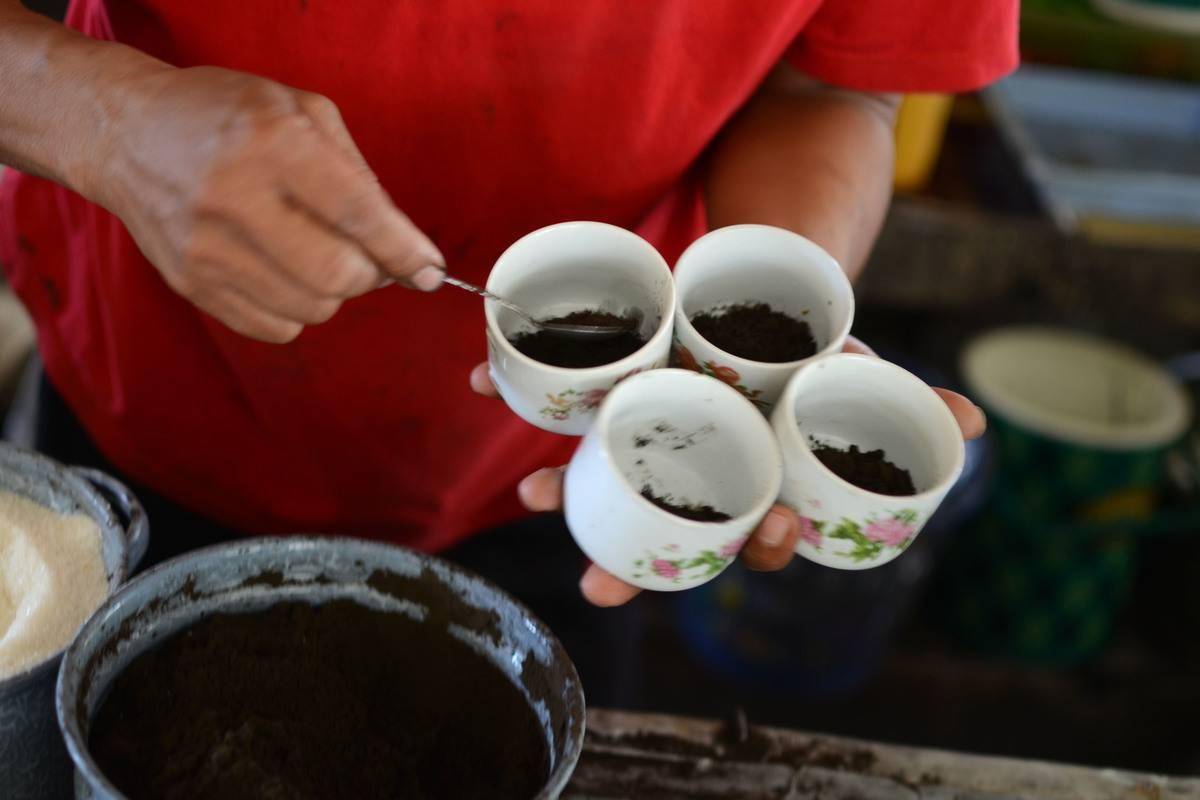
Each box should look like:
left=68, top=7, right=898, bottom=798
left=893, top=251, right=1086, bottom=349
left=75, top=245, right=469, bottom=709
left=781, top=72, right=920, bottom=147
left=91, top=66, right=444, bottom=342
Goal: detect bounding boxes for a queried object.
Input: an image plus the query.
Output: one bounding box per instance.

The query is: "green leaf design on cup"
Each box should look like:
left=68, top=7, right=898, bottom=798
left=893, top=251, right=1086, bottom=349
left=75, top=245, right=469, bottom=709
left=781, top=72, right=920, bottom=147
left=630, top=538, right=746, bottom=582
left=826, top=511, right=920, bottom=562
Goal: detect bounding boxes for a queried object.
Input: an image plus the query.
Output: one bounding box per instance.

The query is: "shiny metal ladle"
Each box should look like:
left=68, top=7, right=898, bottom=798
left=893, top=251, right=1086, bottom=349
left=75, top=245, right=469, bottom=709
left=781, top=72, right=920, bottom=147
left=443, top=275, right=643, bottom=340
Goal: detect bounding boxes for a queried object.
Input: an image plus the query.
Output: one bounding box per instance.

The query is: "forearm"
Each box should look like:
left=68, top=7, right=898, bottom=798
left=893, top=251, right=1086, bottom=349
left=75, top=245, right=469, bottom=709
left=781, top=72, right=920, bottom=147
left=705, top=64, right=899, bottom=282
left=0, top=2, right=167, bottom=200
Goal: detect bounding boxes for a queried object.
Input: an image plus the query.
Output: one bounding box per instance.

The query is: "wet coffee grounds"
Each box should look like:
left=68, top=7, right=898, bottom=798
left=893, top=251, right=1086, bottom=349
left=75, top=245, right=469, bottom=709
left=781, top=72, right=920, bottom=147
left=510, top=309, right=645, bottom=368
left=690, top=302, right=816, bottom=363
left=641, top=486, right=731, bottom=522
left=811, top=443, right=916, bottom=496
left=88, top=600, right=548, bottom=800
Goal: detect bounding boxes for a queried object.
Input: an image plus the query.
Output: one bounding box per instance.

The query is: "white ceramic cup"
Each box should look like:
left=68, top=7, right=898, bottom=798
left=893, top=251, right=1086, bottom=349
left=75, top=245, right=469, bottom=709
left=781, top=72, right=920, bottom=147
left=672, top=225, right=854, bottom=413
left=486, top=221, right=676, bottom=436
left=564, top=369, right=783, bottom=591
left=770, top=353, right=965, bottom=570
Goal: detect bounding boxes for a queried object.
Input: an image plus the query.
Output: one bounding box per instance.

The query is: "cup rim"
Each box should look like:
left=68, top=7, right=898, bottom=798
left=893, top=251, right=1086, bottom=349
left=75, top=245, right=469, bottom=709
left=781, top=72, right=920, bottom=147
left=590, top=368, right=784, bottom=529
left=777, top=353, right=966, bottom=502
left=484, top=221, right=676, bottom=376
left=672, top=224, right=855, bottom=372
left=962, top=326, right=1192, bottom=451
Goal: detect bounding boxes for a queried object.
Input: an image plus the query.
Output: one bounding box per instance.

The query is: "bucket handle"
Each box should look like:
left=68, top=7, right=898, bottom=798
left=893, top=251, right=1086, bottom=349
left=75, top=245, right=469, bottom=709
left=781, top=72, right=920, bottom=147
left=70, top=467, right=150, bottom=572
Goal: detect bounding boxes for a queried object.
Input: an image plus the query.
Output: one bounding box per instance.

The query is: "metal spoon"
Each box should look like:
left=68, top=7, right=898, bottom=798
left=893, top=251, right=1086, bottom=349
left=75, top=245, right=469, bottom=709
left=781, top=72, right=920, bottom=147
left=442, top=275, right=643, bottom=340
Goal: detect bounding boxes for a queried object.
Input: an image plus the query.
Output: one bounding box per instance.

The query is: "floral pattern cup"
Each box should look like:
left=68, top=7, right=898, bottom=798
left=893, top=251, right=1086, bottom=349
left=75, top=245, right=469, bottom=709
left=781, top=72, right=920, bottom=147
left=770, top=353, right=965, bottom=570
left=564, top=369, right=783, bottom=591
left=672, top=225, right=854, bottom=414
left=485, top=221, right=676, bottom=435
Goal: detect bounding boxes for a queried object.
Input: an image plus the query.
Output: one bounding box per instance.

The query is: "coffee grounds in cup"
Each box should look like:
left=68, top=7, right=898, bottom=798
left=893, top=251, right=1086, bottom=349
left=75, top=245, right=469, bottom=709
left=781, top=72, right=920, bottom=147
left=88, top=600, right=548, bottom=800
left=690, top=302, right=816, bottom=363
left=641, top=485, right=731, bottom=522
left=811, top=443, right=916, bottom=496
left=510, top=309, right=646, bottom=368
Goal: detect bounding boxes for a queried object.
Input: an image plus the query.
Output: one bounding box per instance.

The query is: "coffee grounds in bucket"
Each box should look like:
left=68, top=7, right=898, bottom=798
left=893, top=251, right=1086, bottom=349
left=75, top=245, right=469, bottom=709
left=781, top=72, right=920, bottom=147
left=88, top=600, right=548, bottom=800
left=811, top=443, right=916, bottom=496
left=509, top=310, right=645, bottom=368
left=641, top=486, right=731, bottom=522
left=690, top=302, right=816, bottom=363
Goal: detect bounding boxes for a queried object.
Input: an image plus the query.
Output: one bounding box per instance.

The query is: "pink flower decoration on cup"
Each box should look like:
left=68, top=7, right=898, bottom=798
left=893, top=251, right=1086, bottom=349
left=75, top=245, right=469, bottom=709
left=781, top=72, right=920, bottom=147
left=579, top=388, right=608, bottom=409
left=864, top=516, right=914, bottom=547
left=675, top=345, right=700, bottom=373
left=798, top=516, right=822, bottom=548
left=651, top=559, right=681, bottom=579
left=707, top=363, right=742, bottom=386
left=718, top=538, right=747, bottom=558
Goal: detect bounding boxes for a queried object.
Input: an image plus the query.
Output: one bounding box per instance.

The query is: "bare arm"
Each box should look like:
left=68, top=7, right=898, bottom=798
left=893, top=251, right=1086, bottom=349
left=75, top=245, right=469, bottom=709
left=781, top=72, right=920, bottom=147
left=0, top=2, right=161, bottom=194
left=0, top=2, right=444, bottom=342
left=704, top=63, right=899, bottom=282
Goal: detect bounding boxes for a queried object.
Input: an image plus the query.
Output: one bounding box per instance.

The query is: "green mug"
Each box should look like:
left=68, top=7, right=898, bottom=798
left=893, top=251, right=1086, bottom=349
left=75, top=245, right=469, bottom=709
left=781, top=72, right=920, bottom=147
left=937, top=327, right=1192, bottom=664
left=964, top=327, right=1190, bottom=526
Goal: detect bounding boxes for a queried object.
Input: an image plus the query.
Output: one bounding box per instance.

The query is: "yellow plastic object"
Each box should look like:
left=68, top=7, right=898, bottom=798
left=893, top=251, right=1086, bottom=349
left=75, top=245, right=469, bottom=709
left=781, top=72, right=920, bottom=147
left=893, top=94, right=954, bottom=192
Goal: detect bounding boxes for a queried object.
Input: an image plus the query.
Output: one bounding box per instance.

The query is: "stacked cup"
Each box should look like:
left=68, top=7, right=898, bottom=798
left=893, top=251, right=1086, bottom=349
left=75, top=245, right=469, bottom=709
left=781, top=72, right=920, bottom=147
left=486, top=222, right=964, bottom=589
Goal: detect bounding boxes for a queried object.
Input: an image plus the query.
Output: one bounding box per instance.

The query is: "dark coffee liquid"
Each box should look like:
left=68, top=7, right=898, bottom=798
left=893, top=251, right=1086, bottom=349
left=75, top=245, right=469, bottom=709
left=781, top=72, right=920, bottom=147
left=510, top=310, right=645, bottom=368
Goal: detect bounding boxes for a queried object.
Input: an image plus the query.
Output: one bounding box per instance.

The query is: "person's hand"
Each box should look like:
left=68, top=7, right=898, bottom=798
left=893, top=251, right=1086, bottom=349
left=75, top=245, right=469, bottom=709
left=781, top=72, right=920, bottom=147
left=469, top=336, right=985, bottom=606
left=91, top=66, right=444, bottom=342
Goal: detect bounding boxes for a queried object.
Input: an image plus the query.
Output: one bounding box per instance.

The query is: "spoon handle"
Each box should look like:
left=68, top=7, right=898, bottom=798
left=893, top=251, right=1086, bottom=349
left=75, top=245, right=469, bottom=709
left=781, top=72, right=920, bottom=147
left=442, top=276, right=534, bottom=323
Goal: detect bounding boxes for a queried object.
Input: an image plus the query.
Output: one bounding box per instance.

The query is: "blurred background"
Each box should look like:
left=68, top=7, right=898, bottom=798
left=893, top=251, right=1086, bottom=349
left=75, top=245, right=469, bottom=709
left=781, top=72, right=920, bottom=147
left=4, top=0, right=1200, bottom=778
left=615, top=0, right=1200, bottom=777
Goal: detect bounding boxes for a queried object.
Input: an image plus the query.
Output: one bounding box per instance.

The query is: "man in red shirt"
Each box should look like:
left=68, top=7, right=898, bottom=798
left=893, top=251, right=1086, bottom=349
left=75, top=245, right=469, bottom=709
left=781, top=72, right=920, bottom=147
left=0, top=2, right=1007, bottom=616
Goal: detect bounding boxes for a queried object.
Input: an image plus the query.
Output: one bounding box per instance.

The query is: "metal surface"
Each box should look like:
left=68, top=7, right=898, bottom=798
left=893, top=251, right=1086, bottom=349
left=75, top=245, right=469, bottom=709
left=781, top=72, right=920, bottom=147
left=443, top=275, right=642, bottom=339
left=0, top=444, right=148, bottom=800
left=57, top=536, right=586, bottom=800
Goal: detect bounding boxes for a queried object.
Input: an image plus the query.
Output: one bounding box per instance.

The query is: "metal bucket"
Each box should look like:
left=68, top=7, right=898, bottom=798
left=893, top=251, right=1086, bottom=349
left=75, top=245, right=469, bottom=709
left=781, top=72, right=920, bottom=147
left=57, top=536, right=586, bottom=800
left=0, top=444, right=148, bottom=800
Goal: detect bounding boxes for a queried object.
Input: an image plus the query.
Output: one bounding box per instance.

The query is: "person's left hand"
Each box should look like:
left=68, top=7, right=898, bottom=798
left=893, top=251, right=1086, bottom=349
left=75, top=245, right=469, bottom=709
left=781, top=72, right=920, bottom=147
left=468, top=337, right=985, bottom=606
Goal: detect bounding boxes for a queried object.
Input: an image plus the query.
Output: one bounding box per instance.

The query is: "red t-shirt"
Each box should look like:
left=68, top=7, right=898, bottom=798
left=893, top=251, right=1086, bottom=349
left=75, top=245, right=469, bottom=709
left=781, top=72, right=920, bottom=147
left=0, top=1, right=1016, bottom=551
